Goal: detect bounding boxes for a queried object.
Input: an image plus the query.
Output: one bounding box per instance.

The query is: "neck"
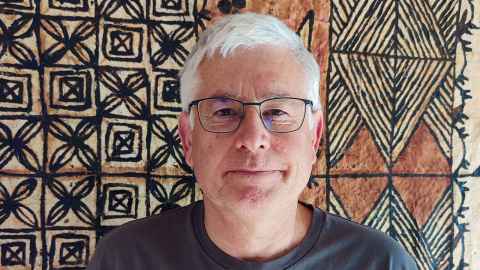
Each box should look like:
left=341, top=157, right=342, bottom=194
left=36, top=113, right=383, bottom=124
left=203, top=199, right=313, bottom=262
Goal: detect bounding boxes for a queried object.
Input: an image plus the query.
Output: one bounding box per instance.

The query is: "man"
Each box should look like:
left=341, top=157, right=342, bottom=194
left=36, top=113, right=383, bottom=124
left=87, top=13, right=418, bottom=269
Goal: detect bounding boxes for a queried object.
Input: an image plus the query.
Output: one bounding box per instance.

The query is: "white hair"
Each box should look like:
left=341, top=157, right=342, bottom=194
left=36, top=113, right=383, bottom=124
left=179, top=12, right=322, bottom=116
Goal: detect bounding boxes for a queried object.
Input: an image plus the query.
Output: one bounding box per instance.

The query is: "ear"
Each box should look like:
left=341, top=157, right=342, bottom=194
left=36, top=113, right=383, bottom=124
left=311, top=111, right=324, bottom=161
left=178, top=112, right=194, bottom=168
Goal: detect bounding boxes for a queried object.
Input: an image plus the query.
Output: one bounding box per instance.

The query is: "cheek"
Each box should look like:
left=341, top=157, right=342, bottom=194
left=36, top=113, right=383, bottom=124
left=280, top=135, right=316, bottom=174
left=191, top=134, right=227, bottom=172
left=192, top=140, right=211, bottom=165
left=279, top=134, right=315, bottom=157
left=273, top=139, right=288, bottom=155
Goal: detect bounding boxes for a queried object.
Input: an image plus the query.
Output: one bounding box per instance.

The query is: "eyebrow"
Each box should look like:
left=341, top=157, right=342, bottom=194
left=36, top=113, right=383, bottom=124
left=208, top=89, right=293, bottom=100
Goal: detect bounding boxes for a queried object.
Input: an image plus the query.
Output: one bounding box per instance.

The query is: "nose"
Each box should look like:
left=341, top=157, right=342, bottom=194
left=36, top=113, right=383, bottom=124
left=233, top=106, right=271, bottom=153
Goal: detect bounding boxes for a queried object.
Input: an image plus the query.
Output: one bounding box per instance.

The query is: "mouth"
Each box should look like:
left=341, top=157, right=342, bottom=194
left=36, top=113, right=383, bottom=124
left=225, top=170, right=283, bottom=177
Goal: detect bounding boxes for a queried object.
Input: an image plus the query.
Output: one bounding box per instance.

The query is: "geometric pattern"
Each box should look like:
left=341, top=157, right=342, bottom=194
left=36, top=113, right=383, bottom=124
left=48, top=69, right=93, bottom=111
left=322, top=0, right=474, bottom=269
left=329, top=0, right=456, bottom=167
left=330, top=179, right=454, bottom=269
left=49, top=233, right=91, bottom=269
left=0, top=235, right=36, bottom=268
left=0, top=72, right=33, bottom=112
left=0, top=0, right=475, bottom=270
left=330, top=55, right=453, bottom=165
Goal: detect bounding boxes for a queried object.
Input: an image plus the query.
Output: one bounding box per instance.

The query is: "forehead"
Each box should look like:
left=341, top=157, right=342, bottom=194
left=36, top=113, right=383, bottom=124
left=196, top=46, right=308, bottom=100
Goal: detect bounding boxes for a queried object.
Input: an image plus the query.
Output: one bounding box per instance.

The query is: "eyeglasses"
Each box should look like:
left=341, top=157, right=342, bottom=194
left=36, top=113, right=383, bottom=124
left=188, top=96, right=313, bottom=133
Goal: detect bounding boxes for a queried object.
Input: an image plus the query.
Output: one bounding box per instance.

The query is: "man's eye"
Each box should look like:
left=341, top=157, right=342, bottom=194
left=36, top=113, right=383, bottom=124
left=214, top=108, right=237, bottom=116
left=264, top=109, right=288, bottom=117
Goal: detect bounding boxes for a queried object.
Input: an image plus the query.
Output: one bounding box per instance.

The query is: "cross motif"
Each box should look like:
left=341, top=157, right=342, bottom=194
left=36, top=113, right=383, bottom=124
left=0, top=78, right=23, bottom=104
left=110, top=31, right=134, bottom=56
left=106, top=123, right=143, bottom=162
left=108, top=189, right=133, bottom=214
left=59, top=76, right=85, bottom=102
left=59, top=241, right=85, bottom=265
left=162, top=79, right=180, bottom=103
left=112, top=131, right=134, bottom=157
left=1, top=242, right=26, bottom=266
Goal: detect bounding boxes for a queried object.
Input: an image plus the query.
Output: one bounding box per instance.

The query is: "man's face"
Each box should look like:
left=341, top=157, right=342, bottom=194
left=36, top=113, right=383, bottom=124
left=179, top=46, right=323, bottom=213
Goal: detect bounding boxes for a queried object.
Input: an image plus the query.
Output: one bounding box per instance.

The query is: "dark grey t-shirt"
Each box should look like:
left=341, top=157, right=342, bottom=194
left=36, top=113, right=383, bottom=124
left=87, top=201, right=418, bottom=269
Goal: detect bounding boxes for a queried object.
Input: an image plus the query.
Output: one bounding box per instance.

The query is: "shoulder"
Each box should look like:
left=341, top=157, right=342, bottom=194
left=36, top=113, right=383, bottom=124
left=313, top=210, right=418, bottom=269
left=100, top=202, right=197, bottom=247
left=87, top=202, right=199, bottom=269
left=322, top=212, right=396, bottom=247
left=87, top=202, right=201, bottom=269
left=323, top=212, right=413, bottom=255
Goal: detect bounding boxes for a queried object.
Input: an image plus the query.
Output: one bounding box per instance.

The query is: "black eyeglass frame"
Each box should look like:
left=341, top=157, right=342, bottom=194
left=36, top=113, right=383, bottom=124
left=187, top=96, right=314, bottom=133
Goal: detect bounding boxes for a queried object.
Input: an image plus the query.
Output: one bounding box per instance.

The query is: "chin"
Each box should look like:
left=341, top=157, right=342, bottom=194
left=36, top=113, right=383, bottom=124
left=232, top=186, right=278, bottom=210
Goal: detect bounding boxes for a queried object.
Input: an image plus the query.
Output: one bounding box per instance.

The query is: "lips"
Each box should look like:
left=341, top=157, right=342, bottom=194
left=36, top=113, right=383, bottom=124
left=224, top=169, right=283, bottom=177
